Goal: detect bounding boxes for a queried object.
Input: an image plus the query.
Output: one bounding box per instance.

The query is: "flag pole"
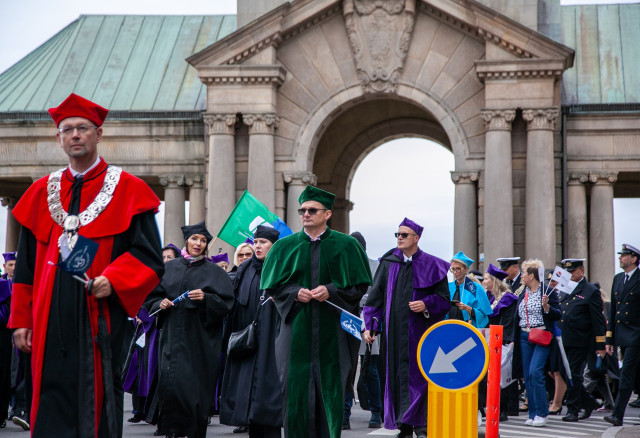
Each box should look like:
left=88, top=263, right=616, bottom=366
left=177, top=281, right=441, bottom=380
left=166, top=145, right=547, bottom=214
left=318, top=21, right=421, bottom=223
left=207, top=236, right=219, bottom=252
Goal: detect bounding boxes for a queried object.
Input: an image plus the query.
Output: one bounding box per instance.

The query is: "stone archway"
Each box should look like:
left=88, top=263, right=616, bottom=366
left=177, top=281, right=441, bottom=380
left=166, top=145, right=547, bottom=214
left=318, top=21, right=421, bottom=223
left=287, top=90, right=478, bottom=260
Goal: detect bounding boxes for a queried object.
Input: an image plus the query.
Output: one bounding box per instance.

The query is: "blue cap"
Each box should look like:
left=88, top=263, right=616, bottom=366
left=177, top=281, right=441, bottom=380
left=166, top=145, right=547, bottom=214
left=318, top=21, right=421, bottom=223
left=451, top=251, right=474, bottom=268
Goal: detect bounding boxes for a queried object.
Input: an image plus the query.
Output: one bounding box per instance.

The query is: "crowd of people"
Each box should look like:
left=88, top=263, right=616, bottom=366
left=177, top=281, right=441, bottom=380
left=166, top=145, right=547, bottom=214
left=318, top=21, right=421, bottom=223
left=1, top=92, right=639, bottom=438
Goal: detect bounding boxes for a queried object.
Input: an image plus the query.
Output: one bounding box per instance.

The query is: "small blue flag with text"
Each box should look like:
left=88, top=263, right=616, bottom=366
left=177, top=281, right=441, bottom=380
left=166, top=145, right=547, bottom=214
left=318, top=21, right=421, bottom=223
left=325, top=300, right=363, bottom=341
left=58, top=235, right=98, bottom=275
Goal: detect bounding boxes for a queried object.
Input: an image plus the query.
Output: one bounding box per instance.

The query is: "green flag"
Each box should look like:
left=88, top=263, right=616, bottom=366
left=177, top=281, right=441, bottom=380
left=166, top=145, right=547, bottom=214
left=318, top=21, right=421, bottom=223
left=217, top=190, right=289, bottom=247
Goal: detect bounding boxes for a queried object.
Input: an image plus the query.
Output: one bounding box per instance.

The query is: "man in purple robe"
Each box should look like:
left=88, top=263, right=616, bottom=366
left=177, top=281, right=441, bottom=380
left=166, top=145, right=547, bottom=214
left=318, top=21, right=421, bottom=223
left=363, top=218, right=450, bottom=438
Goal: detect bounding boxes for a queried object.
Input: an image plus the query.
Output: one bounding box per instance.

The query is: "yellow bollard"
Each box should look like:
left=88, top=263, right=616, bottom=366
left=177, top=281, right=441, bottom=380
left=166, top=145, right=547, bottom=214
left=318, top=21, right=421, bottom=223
left=417, top=320, right=489, bottom=438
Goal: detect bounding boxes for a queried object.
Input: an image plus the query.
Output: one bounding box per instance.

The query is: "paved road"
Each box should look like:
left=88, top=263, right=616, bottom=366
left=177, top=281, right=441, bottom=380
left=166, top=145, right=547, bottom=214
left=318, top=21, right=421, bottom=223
left=3, top=397, right=639, bottom=437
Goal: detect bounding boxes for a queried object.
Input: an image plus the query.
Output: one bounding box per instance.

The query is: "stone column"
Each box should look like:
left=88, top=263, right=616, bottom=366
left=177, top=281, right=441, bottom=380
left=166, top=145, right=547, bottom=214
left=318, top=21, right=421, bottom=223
left=566, top=172, right=589, bottom=269
left=332, top=198, right=354, bottom=234
left=244, top=113, right=279, bottom=211
left=523, top=108, right=559, bottom=267
left=1, top=198, right=19, bottom=252
left=186, top=175, right=205, bottom=225
left=589, top=171, right=618, bottom=299
left=160, top=175, right=186, bottom=247
left=481, top=109, right=516, bottom=267
left=283, top=172, right=317, bottom=233
left=203, top=114, right=237, bottom=235
left=451, top=171, right=479, bottom=263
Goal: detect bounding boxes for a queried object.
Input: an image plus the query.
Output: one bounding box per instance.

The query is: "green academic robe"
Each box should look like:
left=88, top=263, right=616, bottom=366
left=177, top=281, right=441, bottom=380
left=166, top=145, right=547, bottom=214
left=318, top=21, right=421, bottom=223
left=261, top=228, right=372, bottom=438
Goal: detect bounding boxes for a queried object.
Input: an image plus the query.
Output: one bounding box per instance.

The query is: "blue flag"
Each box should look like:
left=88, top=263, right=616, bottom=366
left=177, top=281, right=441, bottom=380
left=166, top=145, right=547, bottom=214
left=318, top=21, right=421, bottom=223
left=339, top=309, right=363, bottom=341
left=58, top=235, right=98, bottom=275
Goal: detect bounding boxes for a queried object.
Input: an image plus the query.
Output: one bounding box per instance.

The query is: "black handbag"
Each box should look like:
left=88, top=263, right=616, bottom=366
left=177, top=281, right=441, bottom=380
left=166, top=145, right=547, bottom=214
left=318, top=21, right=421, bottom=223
left=227, top=292, right=267, bottom=358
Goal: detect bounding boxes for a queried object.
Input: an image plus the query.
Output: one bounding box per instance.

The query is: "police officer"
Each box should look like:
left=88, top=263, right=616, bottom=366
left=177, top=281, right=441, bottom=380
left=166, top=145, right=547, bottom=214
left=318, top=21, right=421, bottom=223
left=604, top=244, right=640, bottom=426
left=497, top=257, right=522, bottom=293
left=558, top=259, right=605, bottom=422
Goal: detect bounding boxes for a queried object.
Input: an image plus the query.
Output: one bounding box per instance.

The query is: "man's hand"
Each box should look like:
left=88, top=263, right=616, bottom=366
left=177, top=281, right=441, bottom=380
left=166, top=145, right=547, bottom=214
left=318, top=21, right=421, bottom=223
left=409, top=300, right=426, bottom=313
left=596, top=349, right=606, bottom=358
left=14, top=328, right=32, bottom=353
left=606, top=345, right=614, bottom=356
left=297, top=288, right=312, bottom=303
left=188, top=289, right=205, bottom=301
left=363, top=330, right=375, bottom=344
left=159, top=298, right=174, bottom=310
left=91, top=276, right=112, bottom=298
left=311, top=285, right=329, bottom=302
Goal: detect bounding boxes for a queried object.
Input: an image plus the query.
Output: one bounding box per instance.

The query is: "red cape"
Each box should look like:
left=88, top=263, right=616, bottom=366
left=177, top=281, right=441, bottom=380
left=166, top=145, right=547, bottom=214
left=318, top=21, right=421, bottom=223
left=9, top=158, right=161, bottom=435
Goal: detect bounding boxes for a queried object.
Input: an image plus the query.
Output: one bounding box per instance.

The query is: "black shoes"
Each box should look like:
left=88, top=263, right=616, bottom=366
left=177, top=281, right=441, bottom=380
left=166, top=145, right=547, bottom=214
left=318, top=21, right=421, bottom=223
left=342, top=421, right=350, bottom=430
left=499, top=412, right=508, bottom=422
left=629, top=398, right=640, bottom=408
left=604, top=415, right=623, bottom=426
left=562, top=412, right=579, bottom=422
left=548, top=407, right=562, bottom=415
left=127, top=414, right=144, bottom=423
left=578, top=404, right=596, bottom=420
left=233, top=426, right=248, bottom=433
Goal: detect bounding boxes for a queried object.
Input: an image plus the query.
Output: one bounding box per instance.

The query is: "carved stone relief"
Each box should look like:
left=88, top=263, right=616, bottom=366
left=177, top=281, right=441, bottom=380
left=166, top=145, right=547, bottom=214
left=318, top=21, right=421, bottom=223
left=343, top=0, right=416, bottom=93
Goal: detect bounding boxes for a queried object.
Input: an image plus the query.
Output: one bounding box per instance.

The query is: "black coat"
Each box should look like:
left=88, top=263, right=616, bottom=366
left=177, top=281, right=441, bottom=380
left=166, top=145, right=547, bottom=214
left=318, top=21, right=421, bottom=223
left=607, top=269, right=640, bottom=347
left=509, top=273, right=522, bottom=294
left=144, top=257, right=234, bottom=438
left=558, top=278, right=606, bottom=350
left=220, top=257, right=283, bottom=428
left=512, top=286, right=561, bottom=380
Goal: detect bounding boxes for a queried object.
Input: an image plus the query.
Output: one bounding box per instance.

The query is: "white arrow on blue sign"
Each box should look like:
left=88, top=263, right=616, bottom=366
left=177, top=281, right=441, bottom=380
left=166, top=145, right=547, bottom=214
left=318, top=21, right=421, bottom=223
left=417, top=320, right=489, bottom=390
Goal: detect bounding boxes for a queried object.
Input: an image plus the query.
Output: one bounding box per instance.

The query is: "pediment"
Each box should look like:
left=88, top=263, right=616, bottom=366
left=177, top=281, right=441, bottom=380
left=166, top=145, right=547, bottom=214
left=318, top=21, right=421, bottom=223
left=187, top=0, right=574, bottom=80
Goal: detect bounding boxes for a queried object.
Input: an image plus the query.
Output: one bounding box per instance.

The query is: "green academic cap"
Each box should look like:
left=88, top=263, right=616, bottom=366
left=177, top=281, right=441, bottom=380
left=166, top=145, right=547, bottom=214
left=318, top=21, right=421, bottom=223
left=298, top=185, right=335, bottom=210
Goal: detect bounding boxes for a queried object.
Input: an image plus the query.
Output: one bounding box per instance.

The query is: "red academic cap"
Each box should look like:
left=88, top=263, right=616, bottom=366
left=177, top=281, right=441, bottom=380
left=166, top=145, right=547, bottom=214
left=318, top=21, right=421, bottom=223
left=48, top=93, right=109, bottom=127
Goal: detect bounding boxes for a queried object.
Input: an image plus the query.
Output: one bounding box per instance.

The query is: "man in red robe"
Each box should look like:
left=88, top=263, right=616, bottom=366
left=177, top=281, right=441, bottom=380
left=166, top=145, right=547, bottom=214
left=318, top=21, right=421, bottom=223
left=9, top=93, right=164, bottom=437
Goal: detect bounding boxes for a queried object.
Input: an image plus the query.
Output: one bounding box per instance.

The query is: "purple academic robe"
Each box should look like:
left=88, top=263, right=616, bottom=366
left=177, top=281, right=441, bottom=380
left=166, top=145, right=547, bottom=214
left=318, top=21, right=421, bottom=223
left=363, top=248, right=450, bottom=429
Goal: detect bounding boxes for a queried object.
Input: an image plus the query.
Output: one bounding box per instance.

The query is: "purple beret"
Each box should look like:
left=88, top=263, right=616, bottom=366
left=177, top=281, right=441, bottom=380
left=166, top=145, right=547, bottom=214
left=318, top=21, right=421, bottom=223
left=398, top=217, right=423, bottom=237
left=208, top=253, right=229, bottom=264
left=487, top=263, right=508, bottom=281
left=2, top=252, right=16, bottom=262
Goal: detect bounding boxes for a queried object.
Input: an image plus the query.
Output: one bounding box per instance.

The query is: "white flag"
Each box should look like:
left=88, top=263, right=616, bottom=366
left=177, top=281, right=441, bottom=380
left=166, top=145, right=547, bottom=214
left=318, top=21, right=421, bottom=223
left=551, top=266, right=573, bottom=293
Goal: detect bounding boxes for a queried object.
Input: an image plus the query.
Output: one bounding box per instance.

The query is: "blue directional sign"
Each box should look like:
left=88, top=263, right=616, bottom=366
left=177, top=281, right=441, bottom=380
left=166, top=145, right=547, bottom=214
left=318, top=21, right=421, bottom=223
left=417, top=320, right=489, bottom=391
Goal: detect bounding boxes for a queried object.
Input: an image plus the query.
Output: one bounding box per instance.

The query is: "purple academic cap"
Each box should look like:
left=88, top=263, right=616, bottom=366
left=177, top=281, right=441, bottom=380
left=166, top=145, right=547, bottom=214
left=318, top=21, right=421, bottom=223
left=487, top=263, right=508, bottom=281
left=398, top=217, right=423, bottom=237
left=2, top=252, right=16, bottom=262
left=208, top=253, right=229, bottom=264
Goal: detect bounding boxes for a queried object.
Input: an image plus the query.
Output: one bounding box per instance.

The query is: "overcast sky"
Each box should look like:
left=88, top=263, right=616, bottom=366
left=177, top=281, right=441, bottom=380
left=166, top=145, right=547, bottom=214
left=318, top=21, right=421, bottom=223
left=0, top=0, right=638, bottom=274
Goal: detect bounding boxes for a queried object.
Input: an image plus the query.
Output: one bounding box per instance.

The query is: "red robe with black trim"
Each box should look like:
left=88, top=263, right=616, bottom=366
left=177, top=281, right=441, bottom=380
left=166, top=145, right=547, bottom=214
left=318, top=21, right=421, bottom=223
left=9, top=158, right=163, bottom=436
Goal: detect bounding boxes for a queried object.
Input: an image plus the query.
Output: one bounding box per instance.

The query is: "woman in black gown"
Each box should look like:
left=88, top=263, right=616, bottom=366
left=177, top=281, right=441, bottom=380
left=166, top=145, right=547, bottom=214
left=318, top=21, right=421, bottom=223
left=144, top=222, right=234, bottom=438
left=220, top=225, right=283, bottom=438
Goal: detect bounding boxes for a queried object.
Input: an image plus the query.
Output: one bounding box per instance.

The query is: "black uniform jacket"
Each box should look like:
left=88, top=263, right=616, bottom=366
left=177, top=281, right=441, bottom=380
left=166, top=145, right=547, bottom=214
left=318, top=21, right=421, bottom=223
left=607, top=269, right=640, bottom=347
left=509, top=273, right=522, bottom=294
left=558, top=278, right=606, bottom=350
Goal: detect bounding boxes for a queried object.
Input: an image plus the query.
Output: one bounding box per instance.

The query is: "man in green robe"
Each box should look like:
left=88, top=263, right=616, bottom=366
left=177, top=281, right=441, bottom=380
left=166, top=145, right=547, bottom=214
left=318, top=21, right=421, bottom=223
left=261, top=185, right=372, bottom=438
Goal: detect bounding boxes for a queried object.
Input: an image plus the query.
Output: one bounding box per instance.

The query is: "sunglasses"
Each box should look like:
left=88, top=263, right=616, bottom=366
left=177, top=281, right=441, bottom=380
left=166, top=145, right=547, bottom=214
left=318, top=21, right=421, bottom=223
left=298, top=208, right=327, bottom=216
left=395, top=232, right=417, bottom=238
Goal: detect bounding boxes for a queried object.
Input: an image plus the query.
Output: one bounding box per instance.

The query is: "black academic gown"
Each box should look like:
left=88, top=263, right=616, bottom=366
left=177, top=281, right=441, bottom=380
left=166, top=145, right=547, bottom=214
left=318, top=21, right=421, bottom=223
left=144, top=257, right=234, bottom=438
left=220, top=256, right=283, bottom=428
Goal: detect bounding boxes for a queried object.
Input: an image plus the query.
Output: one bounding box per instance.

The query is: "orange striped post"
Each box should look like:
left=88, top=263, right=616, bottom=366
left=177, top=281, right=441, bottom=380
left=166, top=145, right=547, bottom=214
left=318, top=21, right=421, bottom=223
left=485, top=325, right=503, bottom=438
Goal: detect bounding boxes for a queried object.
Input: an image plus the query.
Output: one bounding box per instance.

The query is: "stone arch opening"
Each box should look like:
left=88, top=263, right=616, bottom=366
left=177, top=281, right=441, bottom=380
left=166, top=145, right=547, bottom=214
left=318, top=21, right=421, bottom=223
left=309, top=96, right=455, bottom=234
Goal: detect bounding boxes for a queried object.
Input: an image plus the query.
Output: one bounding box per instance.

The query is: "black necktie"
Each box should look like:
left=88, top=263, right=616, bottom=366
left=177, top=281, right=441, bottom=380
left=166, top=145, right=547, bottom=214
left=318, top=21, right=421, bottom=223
left=68, top=175, right=84, bottom=215
left=624, top=273, right=629, bottom=285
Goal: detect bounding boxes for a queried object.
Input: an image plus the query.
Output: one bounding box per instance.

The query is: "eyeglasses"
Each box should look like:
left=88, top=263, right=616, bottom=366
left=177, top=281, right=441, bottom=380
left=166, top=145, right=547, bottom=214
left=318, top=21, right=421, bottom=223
left=58, top=125, right=96, bottom=136
left=297, top=208, right=327, bottom=216
left=395, top=232, right=417, bottom=238
left=238, top=252, right=253, bottom=258
left=450, top=267, right=464, bottom=272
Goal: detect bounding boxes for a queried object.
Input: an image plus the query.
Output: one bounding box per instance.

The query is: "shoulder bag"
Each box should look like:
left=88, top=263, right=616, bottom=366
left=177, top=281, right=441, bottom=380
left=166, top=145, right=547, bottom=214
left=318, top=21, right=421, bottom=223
left=227, top=291, right=267, bottom=358
left=525, top=290, right=552, bottom=346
